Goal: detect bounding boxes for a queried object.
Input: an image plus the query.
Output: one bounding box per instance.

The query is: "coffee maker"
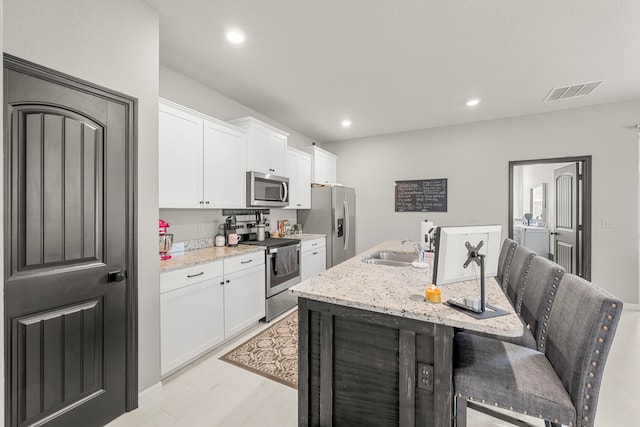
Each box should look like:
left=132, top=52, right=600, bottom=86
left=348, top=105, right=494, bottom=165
left=224, top=215, right=237, bottom=242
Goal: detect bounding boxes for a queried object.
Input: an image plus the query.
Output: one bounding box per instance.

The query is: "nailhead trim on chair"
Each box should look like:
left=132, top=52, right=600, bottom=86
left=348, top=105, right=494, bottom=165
left=536, top=268, right=565, bottom=351
left=515, top=253, right=536, bottom=314
left=501, top=243, right=517, bottom=291
left=575, top=300, right=618, bottom=427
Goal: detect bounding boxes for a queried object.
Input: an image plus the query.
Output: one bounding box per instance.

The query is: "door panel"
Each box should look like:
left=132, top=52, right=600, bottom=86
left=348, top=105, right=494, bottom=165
left=19, top=108, right=103, bottom=270
left=14, top=300, right=103, bottom=422
left=5, top=59, right=134, bottom=427
left=553, top=163, right=579, bottom=274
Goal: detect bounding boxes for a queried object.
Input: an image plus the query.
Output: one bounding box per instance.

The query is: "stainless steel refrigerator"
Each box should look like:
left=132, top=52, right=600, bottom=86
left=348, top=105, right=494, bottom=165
left=298, top=186, right=356, bottom=268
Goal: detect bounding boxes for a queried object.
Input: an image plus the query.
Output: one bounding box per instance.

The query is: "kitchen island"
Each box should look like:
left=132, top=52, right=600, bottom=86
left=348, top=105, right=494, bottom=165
left=290, top=240, right=523, bottom=427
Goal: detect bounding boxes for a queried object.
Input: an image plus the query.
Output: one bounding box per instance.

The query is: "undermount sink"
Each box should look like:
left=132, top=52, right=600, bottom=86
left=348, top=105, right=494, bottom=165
left=362, top=251, right=417, bottom=267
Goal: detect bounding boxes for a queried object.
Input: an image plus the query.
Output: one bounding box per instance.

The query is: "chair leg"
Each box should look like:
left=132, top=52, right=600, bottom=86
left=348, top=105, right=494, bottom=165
left=455, top=395, right=468, bottom=427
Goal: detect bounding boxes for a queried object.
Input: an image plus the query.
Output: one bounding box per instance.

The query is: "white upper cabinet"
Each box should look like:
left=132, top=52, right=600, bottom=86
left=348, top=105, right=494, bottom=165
left=229, top=117, right=289, bottom=176
left=286, top=147, right=311, bottom=209
left=311, top=146, right=337, bottom=184
left=159, top=99, right=247, bottom=209
left=159, top=101, right=204, bottom=208
left=203, top=118, right=246, bottom=208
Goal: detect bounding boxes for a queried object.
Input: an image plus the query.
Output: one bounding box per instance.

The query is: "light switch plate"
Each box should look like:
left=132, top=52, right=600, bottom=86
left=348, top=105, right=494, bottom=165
left=601, top=219, right=614, bottom=228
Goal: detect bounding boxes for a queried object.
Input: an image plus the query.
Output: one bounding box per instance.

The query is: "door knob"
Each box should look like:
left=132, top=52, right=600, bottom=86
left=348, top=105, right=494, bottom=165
left=107, top=271, right=126, bottom=283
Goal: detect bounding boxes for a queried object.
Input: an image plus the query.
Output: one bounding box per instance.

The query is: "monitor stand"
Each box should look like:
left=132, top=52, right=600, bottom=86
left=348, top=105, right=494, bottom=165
left=447, top=241, right=509, bottom=319
left=445, top=301, right=510, bottom=319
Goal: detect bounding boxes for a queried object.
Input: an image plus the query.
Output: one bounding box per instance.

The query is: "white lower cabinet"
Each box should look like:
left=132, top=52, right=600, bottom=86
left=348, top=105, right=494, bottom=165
left=301, top=237, right=327, bottom=281
left=160, top=251, right=266, bottom=376
left=160, top=261, right=224, bottom=376
left=224, top=264, right=266, bottom=338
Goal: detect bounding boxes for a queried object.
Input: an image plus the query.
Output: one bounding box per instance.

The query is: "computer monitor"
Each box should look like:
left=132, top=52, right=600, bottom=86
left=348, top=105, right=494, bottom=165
left=432, top=225, right=502, bottom=286
left=432, top=225, right=508, bottom=319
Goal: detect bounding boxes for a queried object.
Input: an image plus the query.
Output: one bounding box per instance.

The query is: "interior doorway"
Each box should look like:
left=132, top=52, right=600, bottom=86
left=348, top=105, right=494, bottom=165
left=509, top=156, right=592, bottom=280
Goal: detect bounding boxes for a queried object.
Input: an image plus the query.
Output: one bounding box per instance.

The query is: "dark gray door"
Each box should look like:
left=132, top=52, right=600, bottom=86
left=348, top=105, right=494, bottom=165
left=4, top=58, right=135, bottom=426
left=553, top=163, right=579, bottom=274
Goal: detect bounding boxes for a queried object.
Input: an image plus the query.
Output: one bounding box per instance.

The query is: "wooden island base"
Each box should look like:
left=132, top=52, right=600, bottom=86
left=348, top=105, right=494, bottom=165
left=297, top=298, right=454, bottom=427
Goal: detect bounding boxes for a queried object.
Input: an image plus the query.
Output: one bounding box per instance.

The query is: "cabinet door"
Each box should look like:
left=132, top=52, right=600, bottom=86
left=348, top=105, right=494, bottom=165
left=268, top=131, right=287, bottom=175
left=302, top=247, right=327, bottom=281
left=203, top=119, right=246, bottom=208
left=285, top=150, right=298, bottom=209
left=247, top=125, right=270, bottom=173
left=159, top=102, right=203, bottom=208
left=313, top=147, right=337, bottom=184
left=286, top=149, right=311, bottom=209
left=224, top=264, right=266, bottom=338
left=160, top=277, right=224, bottom=375
left=297, top=153, right=312, bottom=208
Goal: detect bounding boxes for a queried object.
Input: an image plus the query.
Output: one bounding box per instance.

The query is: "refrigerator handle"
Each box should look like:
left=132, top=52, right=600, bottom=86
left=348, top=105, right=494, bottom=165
left=343, top=200, right=349, bottom=251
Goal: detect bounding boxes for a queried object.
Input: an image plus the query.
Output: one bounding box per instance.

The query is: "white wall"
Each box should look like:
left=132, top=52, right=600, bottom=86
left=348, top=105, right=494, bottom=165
left=325, top=100, right=640, bottom=304
left=3, top=0, right=161, bottom=393
left=160, top=65, right=316, bottom=151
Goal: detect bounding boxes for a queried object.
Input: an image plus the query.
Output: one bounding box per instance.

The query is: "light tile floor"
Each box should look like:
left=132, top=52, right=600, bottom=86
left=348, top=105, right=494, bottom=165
left=107, top=309, right=639, bottom=427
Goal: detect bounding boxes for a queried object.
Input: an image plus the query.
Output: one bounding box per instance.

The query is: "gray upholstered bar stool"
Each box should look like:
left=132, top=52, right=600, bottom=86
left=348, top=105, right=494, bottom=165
left=517, top=256, right=565, bottom=351
left=504, top=245, right=537, bottom=310
left=496, top=238, right=518, bottom=289
left=460, top=255, right=566, bottom=350
left=453, top=274, right=623, bottom=427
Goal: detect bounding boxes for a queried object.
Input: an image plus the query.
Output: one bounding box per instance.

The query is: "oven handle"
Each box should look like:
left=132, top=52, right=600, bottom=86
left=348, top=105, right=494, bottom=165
left=268, top=244, right=301, bottom=254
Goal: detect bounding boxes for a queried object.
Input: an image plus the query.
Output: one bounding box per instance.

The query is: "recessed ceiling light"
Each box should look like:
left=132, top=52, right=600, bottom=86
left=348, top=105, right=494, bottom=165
left=225, top=29, right=245, bottom=44
left=466, top=98, right=481, bottom=107
left=341, top=119, right=352, bottom=128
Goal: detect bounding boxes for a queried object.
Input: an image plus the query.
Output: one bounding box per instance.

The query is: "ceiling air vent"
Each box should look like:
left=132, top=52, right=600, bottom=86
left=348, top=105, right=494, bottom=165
left=544, top=81, right=603, bottom=102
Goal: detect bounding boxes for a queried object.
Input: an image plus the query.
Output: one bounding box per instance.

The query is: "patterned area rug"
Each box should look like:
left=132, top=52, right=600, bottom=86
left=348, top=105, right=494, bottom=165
left=220, top=311, right=298, bottom=389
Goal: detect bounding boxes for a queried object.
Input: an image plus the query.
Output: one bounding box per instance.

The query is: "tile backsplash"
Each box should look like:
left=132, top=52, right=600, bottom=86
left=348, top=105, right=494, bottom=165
left=159, top=208, right=298, bottom=243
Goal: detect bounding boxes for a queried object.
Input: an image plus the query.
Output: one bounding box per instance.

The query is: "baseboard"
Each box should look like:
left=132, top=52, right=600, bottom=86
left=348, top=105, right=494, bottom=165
left=138, top=381, right=163, bottom=406
left=624, top=303, right=640, bottom=311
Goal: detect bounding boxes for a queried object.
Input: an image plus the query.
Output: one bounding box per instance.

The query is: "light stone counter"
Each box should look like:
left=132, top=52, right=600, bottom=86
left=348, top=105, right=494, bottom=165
left=290, top=240, right=523, bottom=337
left=296, top=233, right=326, bottom=241
left=160, top=245, right=264, bottom=273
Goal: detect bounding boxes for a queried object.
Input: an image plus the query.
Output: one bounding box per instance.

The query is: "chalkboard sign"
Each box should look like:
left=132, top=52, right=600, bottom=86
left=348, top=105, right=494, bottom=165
left=395, top=179, right=447, bottom=212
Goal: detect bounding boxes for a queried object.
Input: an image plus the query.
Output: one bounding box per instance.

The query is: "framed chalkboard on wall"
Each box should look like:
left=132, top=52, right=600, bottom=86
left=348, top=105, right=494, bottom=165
left=395, top=179, right=447, bottom=212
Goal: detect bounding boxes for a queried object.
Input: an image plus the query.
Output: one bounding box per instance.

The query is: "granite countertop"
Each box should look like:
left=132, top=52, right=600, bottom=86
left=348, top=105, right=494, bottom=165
left=296, top=233, right=326, bottom=241
left=160, top=233, right=326, bottom=273
left=290, top=240, right=524, bottom=337
left=160, top=245, right=263, bottom=273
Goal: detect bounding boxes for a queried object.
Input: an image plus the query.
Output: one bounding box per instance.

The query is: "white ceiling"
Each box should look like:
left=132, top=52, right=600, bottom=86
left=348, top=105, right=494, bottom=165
left=144, top=0, right=640, bottom=142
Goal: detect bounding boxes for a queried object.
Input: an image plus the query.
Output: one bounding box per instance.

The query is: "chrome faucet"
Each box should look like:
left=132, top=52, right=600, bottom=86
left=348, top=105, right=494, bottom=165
left=402, top=239, right=426, bottom=262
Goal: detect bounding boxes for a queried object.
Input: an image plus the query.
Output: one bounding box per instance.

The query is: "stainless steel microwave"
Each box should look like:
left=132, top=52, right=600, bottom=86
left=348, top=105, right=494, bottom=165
left=247, top=171, right=289, bottom=207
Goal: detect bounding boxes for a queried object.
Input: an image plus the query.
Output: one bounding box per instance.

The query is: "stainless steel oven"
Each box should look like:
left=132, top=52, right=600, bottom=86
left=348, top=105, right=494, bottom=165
left=241, top=237, right=301, bottom=321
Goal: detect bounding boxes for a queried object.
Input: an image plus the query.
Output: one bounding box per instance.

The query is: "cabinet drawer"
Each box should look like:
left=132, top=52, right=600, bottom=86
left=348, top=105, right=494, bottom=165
left=161, top=260, right=223, bottom=294
left=302, top=237, right=326, bottom=252
left=224, top=250, right=265, bottom=275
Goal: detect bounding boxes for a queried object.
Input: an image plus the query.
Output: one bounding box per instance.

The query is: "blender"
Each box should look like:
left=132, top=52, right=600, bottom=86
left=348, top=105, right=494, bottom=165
left=159, top=219, right=173, bottom=260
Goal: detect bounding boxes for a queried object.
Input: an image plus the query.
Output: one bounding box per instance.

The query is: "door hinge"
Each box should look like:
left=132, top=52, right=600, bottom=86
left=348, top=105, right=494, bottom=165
left=578, top=224, right=583, bottom=231
left=578, top=174, right=583, bottom=180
